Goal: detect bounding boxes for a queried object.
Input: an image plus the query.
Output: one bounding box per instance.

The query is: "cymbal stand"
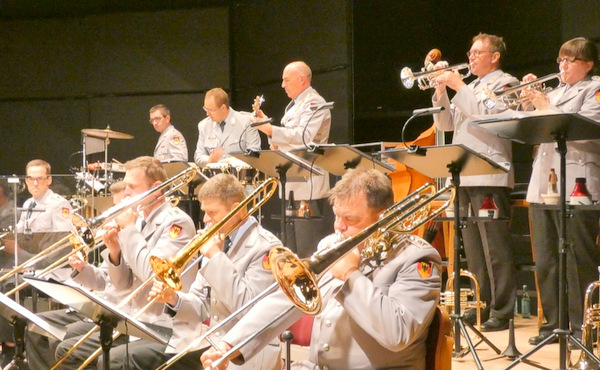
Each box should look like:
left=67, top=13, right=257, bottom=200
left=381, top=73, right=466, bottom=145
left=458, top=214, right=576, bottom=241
left=448, top=164, right=500, bottom=370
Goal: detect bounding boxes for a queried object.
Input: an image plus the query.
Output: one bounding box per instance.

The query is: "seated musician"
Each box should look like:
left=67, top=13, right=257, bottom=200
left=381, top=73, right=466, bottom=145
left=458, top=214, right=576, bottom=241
left=0, top=159, right=73, bottom=367
left=52, top=156, right=197, bottom=369
left=106, top=173, right=282, bottom=369
left=202, top=168, right=442, bottom=370
left=194, top=88, right=261, bottom=168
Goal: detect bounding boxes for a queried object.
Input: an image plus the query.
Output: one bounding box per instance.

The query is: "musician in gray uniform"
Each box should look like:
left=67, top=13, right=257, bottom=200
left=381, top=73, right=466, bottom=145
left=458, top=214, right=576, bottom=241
left=194, top=88, right=261, bottom=168
left=252, top=61, right=333, bottom=255
left=432, top=33, right=519, bottom=331
left=109, top=174, right=282, bottom=369
left=522, top=37, right=600, bottom=346
left=150, top=104, right=189, bottom=162
left=25, top=181, right=129, bottom=370
left=53, top=157, right=198, bottom=369
left=0, top=159, right=73, bottom=366
left=201, top=168, right=442, bottom=370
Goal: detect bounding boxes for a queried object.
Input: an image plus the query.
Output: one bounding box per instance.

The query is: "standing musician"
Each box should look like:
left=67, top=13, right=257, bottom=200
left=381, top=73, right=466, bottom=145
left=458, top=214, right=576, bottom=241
left=53, top=156, right=197, bottom=369
left=25, top=181, right=128, bottom=370
left=431, top=33, right=519, bottom=331
left=106, top=174, right=282, bottom=369
left=150, top=104, right=189, bottom=163
left=0, top=159, right=73, bottom=366
left=251, top=61, right=333, bottom=254
left=194, top=88, right=261, bottom=168
left=521, top=37, right=600, bottom=346
left=201, top=168, right=442, bottom=370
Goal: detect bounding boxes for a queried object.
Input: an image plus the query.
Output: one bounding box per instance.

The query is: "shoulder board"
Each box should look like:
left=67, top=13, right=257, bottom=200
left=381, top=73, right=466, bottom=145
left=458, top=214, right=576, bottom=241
left=408, top=235, right=431, bottom=249
left=259, top=228, right=281, bottom=245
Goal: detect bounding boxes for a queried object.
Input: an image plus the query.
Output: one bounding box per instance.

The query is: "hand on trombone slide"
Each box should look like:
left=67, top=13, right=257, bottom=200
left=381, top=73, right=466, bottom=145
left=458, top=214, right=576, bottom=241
left=148, top=279, right=177, bottom=306
left=201, top=341, right=234, bottom=370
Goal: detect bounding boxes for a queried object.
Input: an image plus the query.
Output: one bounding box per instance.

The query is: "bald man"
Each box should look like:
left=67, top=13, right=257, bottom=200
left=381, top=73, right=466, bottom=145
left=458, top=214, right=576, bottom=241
left=252, top=61, right=333, bottom=255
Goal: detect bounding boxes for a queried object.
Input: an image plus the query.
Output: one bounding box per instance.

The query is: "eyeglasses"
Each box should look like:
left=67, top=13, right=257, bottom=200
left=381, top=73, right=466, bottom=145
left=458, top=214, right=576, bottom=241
left=466, top=50, right=493, bottom=58
left=556, top=56, right=582, bottom=64
left=25, top=176, right=49, bottom=184
left=149, top=116, right=165, bottom=124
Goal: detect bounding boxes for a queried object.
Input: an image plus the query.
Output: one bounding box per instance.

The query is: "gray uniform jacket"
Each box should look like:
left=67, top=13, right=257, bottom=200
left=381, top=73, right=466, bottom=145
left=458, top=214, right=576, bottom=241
left=154, top=124, right=189, bottom=163
left=526, top=76, right=600, bottom=203
left=170, top=216, right=282, bottom=367
left=271, top=86, right=331, bottom=200
left=433, top=69, right=519, bottom=187
left=17, top=189, right=73, bottom=233
left=72, top=248, right=134, bottom=307
left=224, top=234, right=441, bottom=370
left=194, top=108, right=261, bottom=168
left=106, top=201, right=198, bottom=350
left=13, top=190, right=73, bottom=267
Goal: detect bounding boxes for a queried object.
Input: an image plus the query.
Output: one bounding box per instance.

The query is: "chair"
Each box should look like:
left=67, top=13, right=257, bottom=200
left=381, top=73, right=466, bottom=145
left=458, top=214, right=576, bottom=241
left=426, top=305, right=453, bottom=370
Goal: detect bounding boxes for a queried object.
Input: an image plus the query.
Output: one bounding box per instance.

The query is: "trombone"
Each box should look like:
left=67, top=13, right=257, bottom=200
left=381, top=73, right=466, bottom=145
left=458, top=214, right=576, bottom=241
left=482, top=71, right=564, bottom=109
left=401, top=63, right=472, bottom=90
left=160, top=182, right=455, bottom=369
left=2, top=167, right=197, bottom=299
left=60, top=177, right=279, bottom=369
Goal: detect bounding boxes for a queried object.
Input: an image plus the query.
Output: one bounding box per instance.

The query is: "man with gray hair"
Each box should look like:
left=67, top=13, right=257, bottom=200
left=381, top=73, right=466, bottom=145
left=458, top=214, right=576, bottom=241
left=201, top=168, right=441, bottom=370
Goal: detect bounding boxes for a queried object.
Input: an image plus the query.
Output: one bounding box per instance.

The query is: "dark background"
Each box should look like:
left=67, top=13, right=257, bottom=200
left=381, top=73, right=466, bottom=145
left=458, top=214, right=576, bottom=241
left=0, top=0, right=598, bottom=187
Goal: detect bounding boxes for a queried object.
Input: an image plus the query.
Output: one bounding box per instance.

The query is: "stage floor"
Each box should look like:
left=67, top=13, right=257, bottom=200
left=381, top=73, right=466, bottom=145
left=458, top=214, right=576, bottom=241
left=454, top=315, right=591, bottom=369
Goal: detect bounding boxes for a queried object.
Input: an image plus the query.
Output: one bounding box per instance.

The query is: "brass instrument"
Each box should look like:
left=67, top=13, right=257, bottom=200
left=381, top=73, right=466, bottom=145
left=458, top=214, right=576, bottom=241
left=48, top=168, right=198, bottom=369
left=171, top=183, right=455, bottom=370
left=401, top=63, right=472, bottom=90
left=482, top=71, right=565, bottom=109
left=151, top=177, right=278, bottom=291
left=570, top=270, right=600, bottom=369
left=64, top=178, right=279, bottom=369
left=440, top=269, right=487, bottom=330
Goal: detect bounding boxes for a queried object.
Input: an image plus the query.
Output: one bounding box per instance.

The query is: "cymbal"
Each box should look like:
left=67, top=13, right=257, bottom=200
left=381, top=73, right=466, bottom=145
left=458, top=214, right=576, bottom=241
left=82, top=127, right=134, bottom=140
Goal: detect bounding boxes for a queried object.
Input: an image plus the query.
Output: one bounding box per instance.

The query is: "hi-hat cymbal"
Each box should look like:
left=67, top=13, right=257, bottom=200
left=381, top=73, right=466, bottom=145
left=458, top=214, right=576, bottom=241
left=82, top=127, right=134, bottom=140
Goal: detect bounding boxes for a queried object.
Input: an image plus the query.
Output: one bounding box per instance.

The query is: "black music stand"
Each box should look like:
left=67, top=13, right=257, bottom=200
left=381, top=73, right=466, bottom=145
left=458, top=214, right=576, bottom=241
left=472, top=112, right=600, bottom=369
left=290, top=144, right=396, bottom=176
left=229, top=150, right=323, bottom=245
left=381, top=143, right=507, bottom=370
left=23, top=276, right=170, bottom=370
left=0, top=292, right=67, bottom=370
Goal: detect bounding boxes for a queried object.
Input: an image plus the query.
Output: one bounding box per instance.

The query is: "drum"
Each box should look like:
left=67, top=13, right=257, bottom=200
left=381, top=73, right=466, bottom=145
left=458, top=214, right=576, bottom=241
left=233, top=165, right=263, bottom=185
left=201, top=163, right=233, bottom=178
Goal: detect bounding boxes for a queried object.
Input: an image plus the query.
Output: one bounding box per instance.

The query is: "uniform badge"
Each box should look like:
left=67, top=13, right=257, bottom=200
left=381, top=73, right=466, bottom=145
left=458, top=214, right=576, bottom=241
left=416, top=261, right=433, bottom=278
left=172, top=136, right=181, bottom=145
left=169, top=224, right=183, bottom=239
left=262, top=251, right=271, bottom=270
left=61, top=208, right=70, bottom=218
left=595, top=89, right=600, bottom=102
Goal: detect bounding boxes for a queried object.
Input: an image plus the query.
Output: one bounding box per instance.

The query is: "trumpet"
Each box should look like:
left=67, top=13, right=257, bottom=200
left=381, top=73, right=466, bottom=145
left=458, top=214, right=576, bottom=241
left=440, top=269, right=487, bottom=331
left=401, top=63, right=472, bottom=90
left=482, top=71, right=564, bottom=109
left=162, top=183, right=455, bottom=370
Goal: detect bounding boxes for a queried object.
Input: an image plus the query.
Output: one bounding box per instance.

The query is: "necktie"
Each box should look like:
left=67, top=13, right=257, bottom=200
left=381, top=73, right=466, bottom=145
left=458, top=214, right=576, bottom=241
left=27, top=201, right=37, bottom=219
left=223, top=237, right=232, bottom=254
left=285, top=101, right=295, bottom=113
left=219, top=121, right=226, bottom=132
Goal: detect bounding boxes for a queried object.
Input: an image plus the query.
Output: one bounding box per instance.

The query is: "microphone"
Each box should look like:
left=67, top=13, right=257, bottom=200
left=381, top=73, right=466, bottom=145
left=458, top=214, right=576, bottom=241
left=309, top=102, right=335, bottom=111
left=250, top=117, right=273, bottom=128
left=412, top=106, right=445, bottom=115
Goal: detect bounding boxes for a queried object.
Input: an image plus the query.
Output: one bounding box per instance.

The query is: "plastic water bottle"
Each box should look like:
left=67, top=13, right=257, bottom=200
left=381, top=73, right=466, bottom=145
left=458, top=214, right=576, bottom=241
left=521, top=285, right=531, bottom=318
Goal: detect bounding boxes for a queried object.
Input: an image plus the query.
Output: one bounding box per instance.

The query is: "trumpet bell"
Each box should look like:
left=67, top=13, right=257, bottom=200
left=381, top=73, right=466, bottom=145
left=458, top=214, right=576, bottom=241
left=400, top=67, right=416, bottom=89
left=269, top=247, right=322, bottom=315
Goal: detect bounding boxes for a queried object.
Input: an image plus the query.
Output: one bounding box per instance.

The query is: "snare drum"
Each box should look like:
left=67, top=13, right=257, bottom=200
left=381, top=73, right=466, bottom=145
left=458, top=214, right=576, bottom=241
left=202, top=162, right=233, bottom=178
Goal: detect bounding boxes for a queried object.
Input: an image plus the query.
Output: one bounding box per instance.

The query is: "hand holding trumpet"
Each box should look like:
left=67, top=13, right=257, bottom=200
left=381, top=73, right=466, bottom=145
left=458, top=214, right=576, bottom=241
left=519, top=73, right=551, bottom=110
